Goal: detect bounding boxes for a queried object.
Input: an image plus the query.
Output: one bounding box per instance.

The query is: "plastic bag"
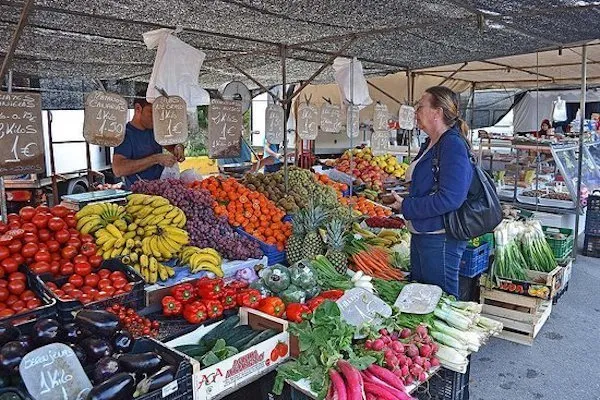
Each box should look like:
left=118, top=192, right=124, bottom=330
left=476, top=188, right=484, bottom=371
left=333, top=57, right=372, bottom=109
left=552, top=96, right=567, bottom=122
left=160, top=163, right=180, bottom=180
left=143, top=28, right=210, bottom=106
left=179, top=168, right=201, bottom=184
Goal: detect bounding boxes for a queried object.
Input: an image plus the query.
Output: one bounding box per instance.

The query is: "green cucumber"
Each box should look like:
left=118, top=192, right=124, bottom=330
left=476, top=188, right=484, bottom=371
left=221, top=325, right=254, bottom=345
left=174, top=343, right=210, bottom=358
left=229, top=330, right=262, bottom=350
left=200, top=315, right=240, bottom=344
left=238, top=329, right=279, bottom=352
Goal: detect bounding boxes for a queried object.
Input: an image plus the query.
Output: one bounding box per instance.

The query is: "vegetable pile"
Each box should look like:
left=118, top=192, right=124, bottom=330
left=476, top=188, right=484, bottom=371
left=0, top=271, right=44, bottom=319
left=365, top=216, right=405, bottom=229
left=346, top=238, right=405, bottom=281
left=339, top=196, right=392, bottom=217
left=251, top=262, right=321, bottom=304
left=107, top=304, right=159, bottom=338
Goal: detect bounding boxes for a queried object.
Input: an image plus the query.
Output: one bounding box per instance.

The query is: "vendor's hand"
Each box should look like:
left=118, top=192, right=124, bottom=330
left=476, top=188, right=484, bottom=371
left=155, top=153, right=177, bottom=167
left=174, top=144, right=186, bottom=162
left=390, top=191, right=404, bottom=213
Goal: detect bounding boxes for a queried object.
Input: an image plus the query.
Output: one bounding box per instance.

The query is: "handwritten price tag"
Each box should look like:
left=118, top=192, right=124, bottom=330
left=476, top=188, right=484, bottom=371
left=337, top=288, right=392, bottom=327
left=265, top=104, right=284, bottom=145
left=297, top=103, right=318, bottom=140
left=373, top=103, right=389, bottom=131
left=208, top=99, right=243, bottom=158
left=83, top=91, right=127, bottom=147
left=346, top=105, right=360, bottom=139
left=320, top=103, right=342, bottom=134
left=0, top=91, right=44, bottom=176
left=153, top=96, right=189, bottom=146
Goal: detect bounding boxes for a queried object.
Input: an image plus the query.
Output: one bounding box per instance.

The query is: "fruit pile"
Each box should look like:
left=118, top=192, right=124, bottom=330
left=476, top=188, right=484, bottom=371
left=314, top=173, right=348, bottom=195
left=331, top=147, right=408, bottom=190
left=179, top=246, right=223, bottom=277
left=198, top=177, right=291, bottom=251
left=0, top=271, right=44, bottom=318
left=107, top=304, right=159, bottom=338
left=133, top=179, right=262, bottom=261
left=339, top=196, right=393, bottom=217
left=46, top=267, right=134, bottom=304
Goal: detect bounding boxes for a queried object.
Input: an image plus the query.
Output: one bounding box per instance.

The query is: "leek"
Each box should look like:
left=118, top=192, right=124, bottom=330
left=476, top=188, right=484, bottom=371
left=431, top=331, right=469, bottom=351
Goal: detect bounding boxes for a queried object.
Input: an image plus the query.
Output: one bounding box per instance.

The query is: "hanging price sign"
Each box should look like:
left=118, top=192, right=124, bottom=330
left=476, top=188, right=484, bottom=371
left=265, top=104, right=284, bottom=144
left=398, top=105, right=416, bottom=130
left=346, top=105, right=360, bottom=138
left=0, top=92, right=44, bottom=176
left=83, top=91, right=127, bottom=147
left=373, top=103, right=389, bottom=131
left=153, top=96, right=189, bottom=146
left=320, top=103, right=342, bottom=133
left=371, top=131, right=390, bottom=155
left=208, top=99, right=242, bottom=158
left=297, top=103, right=318, bottom=140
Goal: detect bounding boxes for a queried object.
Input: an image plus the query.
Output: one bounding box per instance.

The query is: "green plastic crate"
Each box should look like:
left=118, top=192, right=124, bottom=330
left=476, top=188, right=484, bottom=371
left=468, top=232, right=495, bottom=248
left=543, top=226, right=574, bottom=261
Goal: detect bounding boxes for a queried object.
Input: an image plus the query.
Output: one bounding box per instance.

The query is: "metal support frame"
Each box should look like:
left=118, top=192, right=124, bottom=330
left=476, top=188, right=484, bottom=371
left=574, top=44, right=587, bottom=260
left=367, top=81, right=402, bottom=105
left=0, top=70, right=13, bottom=222
left=0, top=0, right=33, bottom=78
left=46, top=110, right=59, bottom=206
left=226, top=59, right=281, bottom=102
left=281, top=45, right=289, bottom=191
left=439, top=62, right=469, bottom=86
left=481, top=60, right=555, bottom=81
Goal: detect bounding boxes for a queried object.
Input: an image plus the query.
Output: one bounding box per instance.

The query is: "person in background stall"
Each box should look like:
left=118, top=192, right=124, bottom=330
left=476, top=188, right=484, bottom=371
left=389, top=86, right=473, bottom=299
left=112, top=91, right=185, bottom=189
left=263, top=138, right=283, bottom=173
left=537, top=119, right=553, bottom=138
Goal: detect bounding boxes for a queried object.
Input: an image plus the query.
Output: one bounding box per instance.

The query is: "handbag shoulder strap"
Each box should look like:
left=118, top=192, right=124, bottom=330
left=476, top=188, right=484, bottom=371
left=431, top=131, right=477, bottom=193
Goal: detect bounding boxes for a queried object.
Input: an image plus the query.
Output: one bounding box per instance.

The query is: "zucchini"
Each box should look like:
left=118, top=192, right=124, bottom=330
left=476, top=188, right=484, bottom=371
left=200, top=315, right=240, bottom=345
left=239, top=329, right=279, bottom=352
left=228, top=330, right=262, bottom=350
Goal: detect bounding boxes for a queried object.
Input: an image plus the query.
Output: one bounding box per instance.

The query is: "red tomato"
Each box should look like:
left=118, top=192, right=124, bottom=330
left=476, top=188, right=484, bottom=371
left=21, top=242, right=39, bottom=258
left=38, top=229, right=51, bottom=242
left=81, top=243, right=97, bottom=257
left=1, top=258, right=19, bottom=274
left=73, top=255, right=88, bottom=265
left=98, top=269, right=111, bottom=279
left=97, top=279, right=112, bottom=291
left=11, top=300, right=26, bottom=313
left=7, top=280, right=25, bottom=295
left=67, top=238, right=81, bottom=249
left=79, top=294, right=93, bottom=304
left=19, top=206, right=36, bottom=221
left=38, top=243, right=48, bottom=251
left=8, top=221, right=21, bottom=231
left=51, top=253, right=61, bottom=262
left=9, top=272, right=26, bottom=282
left=54, top=229, right=70, bottom=244
left=0, top=268, right=5, bottom=280
left=7, top=241, right=22, bottom=254
left=0, top=309, right=15, bottom=317
left=5, top=295, right=18, bottom=305
left=50, top=206, right=69, bottom=218
left=46, top=240, right=60, bottom=253
left=0, top=303, right=5, bottom=310
left=22, top=232, right=38, bottom=244
left=26, top=298, right=42, bottom=309
left=89, top=255, right=102, bottom=268
left=124, top=282, right=134, bottom=292
left=11, top=254, right=23, bottom=266
left=21, top=222, right=37, bottom=233
left=0, top=287, right=9, bottom=302
left=46, top=282, right=58, bottom=290
left=30, top=261, right=50, bottom=275
left=84, top=273, right=99, bottom=288
left=0, top=246, right=9, bottom=261
left=61, top=283, right=75, bottom=292
left=0, top=279, right=7, bottom=288
left=53, top=289, right=65, bottom=297
left=94, top=291, right=109, bottom=301
left=103, top=286, right=115, bottom=297
left=114, top=289, right=126, bottom=295
left=60, top=262, right=74, bottom=276
left=74, top=262, right=92, bottom=276
left=36, top=205, right=50, bottom=214
left=69, top=274, right=84, bottom=288
left=68, top=228, right=79, bottom=235
left=110, top=271, right=126, bottom=281
left=50, top=261, right=60, bottom=275
left=6, top=214, right=20, bottom=223
left=66, top=289, right=83, bottom=299
left=112, top=278, right=127, bottom=290
left=31, top=214, right=49, bottom=229
left=47, top=217, right=66, bottom=232
left=61, top=246, right=78, bottom=260
left=84, top=288, right=99, bottom=298
left=19, top=290, right=35, bottom=302
left=34, top=251, right=51, bottom=263
left=0, top=223, right=7, bottom=234
left=64, top=215, right=77, bottom=229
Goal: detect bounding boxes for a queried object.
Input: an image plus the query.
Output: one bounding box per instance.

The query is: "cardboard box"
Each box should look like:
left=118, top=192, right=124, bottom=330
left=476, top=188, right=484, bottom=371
left=167, top=307, right=289, bottom=400
left=481, top=265, right=563, bottom=300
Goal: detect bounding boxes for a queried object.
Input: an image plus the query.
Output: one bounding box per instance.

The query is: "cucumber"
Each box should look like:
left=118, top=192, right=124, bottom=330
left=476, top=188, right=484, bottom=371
left=200, top=315, right=240, bottom=345
left=228, top=330, right=262, bottom=350
left=221, top=325, right=253, bottom=345
left=238, top=329, right=279, bottom=352
left=175, top=343, right=210, bottom=358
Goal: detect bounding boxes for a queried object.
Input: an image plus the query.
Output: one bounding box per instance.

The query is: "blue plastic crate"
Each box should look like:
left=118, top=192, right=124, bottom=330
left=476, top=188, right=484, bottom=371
left=235, top=227, right=286, bottom=266
left=459, top=242, right=490, bottom=278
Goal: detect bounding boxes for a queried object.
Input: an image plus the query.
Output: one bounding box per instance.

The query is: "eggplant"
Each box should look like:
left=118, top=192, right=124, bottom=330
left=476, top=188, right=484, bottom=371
left=76, top=310, right=121, bottom=338
left=15, top=335, right=33, bottom=353
left=93, top=357, right=121, bottom=384
left=133, top=366, right=176, bottom=397
left=0, top=374, right=10, bottom=388
left=116, top=352, right=162, bottom=374
left=112, top=331, right=134, bottom=354
left=64, top=323, right=85, bottom=344
left=80, top=337, right=113, bottom=363
left=32, top=319, right=62, bottom=345
left=0, top=324, right=20, bottom=346
left=85, top=372, right=135, bottom=400
left=69, top=343, right=87, bottom=365
left=0, top=342, right=26, bottom=374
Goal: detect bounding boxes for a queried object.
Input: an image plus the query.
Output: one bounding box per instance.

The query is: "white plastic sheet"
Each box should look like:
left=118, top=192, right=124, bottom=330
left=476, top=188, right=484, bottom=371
left=333, top=57, right=372, bottom=109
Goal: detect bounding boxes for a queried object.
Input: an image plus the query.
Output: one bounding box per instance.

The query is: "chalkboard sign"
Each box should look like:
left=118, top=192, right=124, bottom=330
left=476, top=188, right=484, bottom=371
left=371, top=131, right=390, bottom=156
left=320, top=103, right=342, bottom=133
left=265, top=104, right=284, bottom=145
left=20, top=343, right=92, bottom=400
left=373, top=103, right=389, bottom=131
left=398, top=105, right=415, bottom=130
left=153, top=96, right=189, bottom=146
left=83, top=91, right=127, bottom=147
left=346, top=105, right=360, bottom=138
left=336, top=288, right=392, bottom=327
left=208, top=99, right=242, bottom=158
left=0, top=92, right=44, bottom=176
left=297, top=103, right=318, bottom=140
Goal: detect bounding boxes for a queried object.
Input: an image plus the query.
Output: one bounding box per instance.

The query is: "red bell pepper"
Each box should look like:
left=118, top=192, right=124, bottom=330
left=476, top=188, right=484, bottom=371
left=319, top=290, right=345, bottom=300
left=227, top=280, right=249, bottom=291
left=236, top=289, right=261, bottom=309
left=162, top=296, right=182, bottom=316
left=221, top=288, right=238, bottom=310
left=258, top=297, right=285, bottom=318
left=196, top=277, right=225, bottom=300
left=306, top=296, right=326, bottom=311
left=183, top=300, right=207, bottom=324
left=203, top=299, right=224, bottom=319
left=170, top=283, right=195, bottom=303
left=285, top=303, right=312, bottom=323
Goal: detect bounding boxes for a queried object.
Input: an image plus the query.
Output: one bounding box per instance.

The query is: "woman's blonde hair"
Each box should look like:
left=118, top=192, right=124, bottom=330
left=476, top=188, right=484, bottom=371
left=425, top=86, right=470, bottom=144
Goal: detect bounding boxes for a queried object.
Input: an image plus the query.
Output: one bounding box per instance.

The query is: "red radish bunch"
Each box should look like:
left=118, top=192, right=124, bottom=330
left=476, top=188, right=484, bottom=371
left=363, top=326, right=439, bottom=386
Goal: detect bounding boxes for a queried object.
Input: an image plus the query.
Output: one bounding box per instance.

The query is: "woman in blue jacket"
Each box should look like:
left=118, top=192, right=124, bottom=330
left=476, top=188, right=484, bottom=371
left=392, top=86, right=473, bottom=298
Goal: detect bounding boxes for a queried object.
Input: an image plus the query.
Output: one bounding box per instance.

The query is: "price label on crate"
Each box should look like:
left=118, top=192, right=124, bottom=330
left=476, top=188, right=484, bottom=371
left=337, top=288, right=392, bottom=327
left=0, top=92, right=44, bottom=176
left=20, top=343, right=92, bottom=400
left=83, top=91, right=127, bottom=147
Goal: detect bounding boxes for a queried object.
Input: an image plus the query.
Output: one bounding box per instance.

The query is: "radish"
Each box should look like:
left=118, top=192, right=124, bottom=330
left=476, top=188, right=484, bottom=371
left=379, top=328, right=389, bottom=336
left=382, top=335, right=391, bottom=344
left=431, top=342, right=439, bottom=354
left=397, top=354, right=408, bottom=366
left=400, top=328, right=411, bottom=339
left=364, top=382, right=412, bottom=400
left=336, top=360, right=362, bottom=400
left=405, top=357, right=413, bottom=367
left=423, top=360, right=431, bottom=371
left=371, top=339, right=385, bottom=351
left=415, top=324, right=428, bottom=338
left=366, top=364, right=405, bottom=392
left=362, top=373, right=411, bottom=400
left=405, top=375, right=414, bottom=385
left=365, top=394, right=376, bottom=400
left=385, top=354, right=398, bottom=368
left=365, top=339, right=373, bottom=349
left=406, top=344, right=419, bottom=358
left=430, top=357, right=440, bottom=367
left=419, top=344, right=433, bottom=358
left=413, top=356, right=423, bottom=366
left=419, top=372, right=427, bottom=382
left=390, top=341, right=404, bottom=353
left=401, top=365, right=409, bottom=377
left=329, top=369, right=347, bottom=400
left=391, top=332, right=399, bottom=341
left=411, top=364, right=423, bottom=378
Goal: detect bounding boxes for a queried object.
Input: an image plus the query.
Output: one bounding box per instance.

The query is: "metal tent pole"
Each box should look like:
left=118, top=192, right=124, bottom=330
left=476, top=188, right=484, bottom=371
left=281, top=44, right=288, bottom=192
left=574, top=43, right=588, bottom=260
left=0, top=70, right=13, bottom=223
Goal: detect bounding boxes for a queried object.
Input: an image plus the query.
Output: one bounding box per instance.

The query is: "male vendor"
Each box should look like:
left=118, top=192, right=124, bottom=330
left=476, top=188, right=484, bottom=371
left=112, top=91, right=185, bottom=188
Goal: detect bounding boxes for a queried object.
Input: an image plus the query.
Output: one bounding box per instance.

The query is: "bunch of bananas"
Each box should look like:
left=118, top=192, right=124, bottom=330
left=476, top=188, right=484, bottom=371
left=125, top=194, right=186, bottom=229
left=352, top=223, right=405, bottom=246
left=76, top=203, right=128, bottom=234
left=180, top=246, right=223, bottom=277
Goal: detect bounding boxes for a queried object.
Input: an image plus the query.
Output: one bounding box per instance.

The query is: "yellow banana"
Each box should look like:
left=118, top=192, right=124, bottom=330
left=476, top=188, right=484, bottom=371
left=148, top=237, right=163, bottom=259
left=127, top=193, right=148, bottom=205
left=102, top=238, right=117, bottom=251
left=75, top=204, right=103, bottom=219
left=123, top=231, right=136, bottom=240
left=164, top=208, right=180, bottom=220
left=129, top=252, right=139, bottom=263
left=190, top=252, right=220, bottom=267
left=110, top=247, right=123, bottom=258
left=125, top=238, right=135, bottom=249
left=140, top=254, right=149, bottom=268
left=155, top=237, right=173, bottom=260
left=132, top=263, right=140, bottom=274
left=150, top=197, right=170, bottom=207
left=141, top=238, right=151, bottom=256
left=149, top=257, right=158, bottom=273
left=162, top=226, right=189, bottom=245
left=158, top=263, right=169, bottom=281
left=127, top=223, right=138, bottom=232
left=191, top=261, right=224, bottom=277
left=105, top=224, right=123, bottom=239
left=113, top=219, right=128, bottom=231
left=95, top=234, right=113, bottom=246
left=114, top=238, right=126, bottom=249
left=126, top=204, right=144, bottom=214
left=157, top=218, right=174, bottom=227
left=136, top=206, right=154, bottom=219
left=102, top=249, right=112, bottom=260
left=161, top=236, right=182, bottom=253
left=153, top=204, right=173, bottom=216
left=148, top=215, right=164, bottom=226
left=141, top=266, right=150, bottom=282
left=166, top=265, right=175, bottom=277
left=76, top=214, right=102, bottom=230
left=199, top=248, right=222, bottom=264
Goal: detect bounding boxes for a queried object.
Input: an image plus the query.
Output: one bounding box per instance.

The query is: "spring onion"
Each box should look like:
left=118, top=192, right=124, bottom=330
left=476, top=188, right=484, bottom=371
left=519, top=220, right=557, bottom=272
left=493, top=220, right=529, bottom=280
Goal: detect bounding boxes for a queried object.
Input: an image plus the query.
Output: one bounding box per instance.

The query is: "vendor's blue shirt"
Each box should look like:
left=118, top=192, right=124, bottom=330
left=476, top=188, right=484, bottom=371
left=114, top=123, right=164, bottom=189
left=402, top=127, right=473, bottom=233
left=265, top=142, right=281, bottom=165
left=217, top=139, right=252, bottom=165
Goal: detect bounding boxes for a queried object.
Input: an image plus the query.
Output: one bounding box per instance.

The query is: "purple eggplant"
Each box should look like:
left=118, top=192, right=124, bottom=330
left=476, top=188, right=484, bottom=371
left=69, top=343, right=87, bottom=365
left=93, top=357, right=121, bottom=384
left=133, top=365, right=176, bottom=397
left=63, top=323, right=85, bottom=344
left=80, top=337, right=113, bottom=362
left=0, top=341, right=27, bottom=373
left=112, top=331, right=134, bottom=354
left=116, top=352, right=162, bottom=374
left=32, top=319, right=62, bottom=345
left=15, top=335, right=33, bottom=353
left=0, top=324, right=20, bottom=346
left=85, top=372, right=135, bottom=400
left=76, top=310, right=121, bottom=338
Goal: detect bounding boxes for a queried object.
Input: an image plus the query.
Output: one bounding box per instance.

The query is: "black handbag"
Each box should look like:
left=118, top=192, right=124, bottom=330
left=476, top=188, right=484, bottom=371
left=431, top=134, right=503, bottom=241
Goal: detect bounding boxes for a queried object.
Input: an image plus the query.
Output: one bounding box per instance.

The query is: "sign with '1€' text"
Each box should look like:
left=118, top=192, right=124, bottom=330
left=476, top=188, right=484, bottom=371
left=153, top=96, right=189, bottom=146
left=208, top=99, right=242, bottom=158
left=297, top=103, right=318, bottom=140
left=83, top=91, right=127, bottom=147
left=265, top=104, right=284, bottom=145
left=0, top=92, right=44, bottom=176
left=320, top=103, right=342, bottom=133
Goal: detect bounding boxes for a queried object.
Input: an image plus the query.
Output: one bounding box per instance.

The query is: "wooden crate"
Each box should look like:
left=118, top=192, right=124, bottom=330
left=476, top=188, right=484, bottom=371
left=480, top=287, right=552, bottom=346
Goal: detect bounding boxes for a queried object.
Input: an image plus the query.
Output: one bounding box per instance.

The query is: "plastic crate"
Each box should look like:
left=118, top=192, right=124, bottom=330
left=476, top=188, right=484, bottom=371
left=39, top=258, right=144, bottom=321
left=421, top=366, right=470, bottom=400
left=583, top=235, right=600, bottom=258
left=235, top=228, right=286, bottom=266
left=0, top=266, right=57, bottom=327
left=585, top=209, right=600, bottom=236
left=586, top=194, right=600, bottom=212
left=467, top=232, right=494, bottom=248
left=542, top=226, right=574, bottom=261
left=459, top=242, right=490, bottom=278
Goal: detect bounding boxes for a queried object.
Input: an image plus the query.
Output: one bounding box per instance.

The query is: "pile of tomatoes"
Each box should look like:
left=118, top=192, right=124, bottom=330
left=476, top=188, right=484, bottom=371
left=46, top=268, right=134, bottom=304
left=0, top=271, right=44, bottom=318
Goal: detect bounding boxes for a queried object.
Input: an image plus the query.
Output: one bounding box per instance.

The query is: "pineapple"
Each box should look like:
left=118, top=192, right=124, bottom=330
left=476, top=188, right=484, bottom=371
left=325, top=219, right=349, bottom=274
left=302, top=203, right=328, bottom=260
left=287, top=210, right=307, bottom=265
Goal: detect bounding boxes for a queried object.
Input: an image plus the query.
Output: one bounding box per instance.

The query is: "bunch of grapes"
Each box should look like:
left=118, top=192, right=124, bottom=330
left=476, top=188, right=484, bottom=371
left=131, top=179, right=262, bottom=260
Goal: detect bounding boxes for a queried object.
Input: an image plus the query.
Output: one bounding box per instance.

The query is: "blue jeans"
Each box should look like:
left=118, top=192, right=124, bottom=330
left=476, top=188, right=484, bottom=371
left=410, top=234, right=467, bottom=298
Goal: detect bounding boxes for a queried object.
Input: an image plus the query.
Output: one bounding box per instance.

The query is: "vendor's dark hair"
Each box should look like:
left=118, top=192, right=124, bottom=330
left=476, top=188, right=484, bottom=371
left=425, top=86, right=470, bottom=145
left=133, top=90, right=150, bottom=109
